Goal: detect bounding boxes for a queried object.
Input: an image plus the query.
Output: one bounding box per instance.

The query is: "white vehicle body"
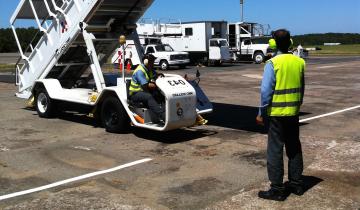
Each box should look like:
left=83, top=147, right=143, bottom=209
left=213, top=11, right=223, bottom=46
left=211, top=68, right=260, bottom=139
left=228, top=22, right=272, bottom=63
left=239, top=39, right=271, bottom=64
left=11, top=0, right=212, bottom=133
left=111, top=38, right=190, bottom=70
left=145, top=21, right=231, bottom=64
left=143, top=44, right=190, bottom=70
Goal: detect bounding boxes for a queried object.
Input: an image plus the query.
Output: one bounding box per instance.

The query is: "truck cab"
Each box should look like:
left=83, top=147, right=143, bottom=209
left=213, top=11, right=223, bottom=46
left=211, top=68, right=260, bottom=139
left=144, top=44, right=190, bottom=70
left=238, top=38, right=271, bottom=64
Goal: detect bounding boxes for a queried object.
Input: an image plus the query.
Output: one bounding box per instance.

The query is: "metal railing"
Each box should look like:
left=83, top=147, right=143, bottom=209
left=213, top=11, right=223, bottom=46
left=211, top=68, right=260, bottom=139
left=14, top=0, right=69, bottom=85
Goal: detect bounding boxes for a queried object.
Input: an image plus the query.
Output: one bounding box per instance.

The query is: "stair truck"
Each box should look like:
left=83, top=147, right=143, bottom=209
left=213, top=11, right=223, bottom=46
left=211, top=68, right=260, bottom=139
left=10, top=0, right=212, bottom=133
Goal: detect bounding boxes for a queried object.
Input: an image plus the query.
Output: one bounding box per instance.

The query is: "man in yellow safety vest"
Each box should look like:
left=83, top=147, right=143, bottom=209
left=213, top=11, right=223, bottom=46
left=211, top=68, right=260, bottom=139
left=129, top=54, right=165, bottom=122
left=256, top=29, right=305, bottom=201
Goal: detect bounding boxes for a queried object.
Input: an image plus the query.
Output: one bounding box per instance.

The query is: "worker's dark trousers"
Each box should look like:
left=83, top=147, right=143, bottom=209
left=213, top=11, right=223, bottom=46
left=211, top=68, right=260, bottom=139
left=130, top=91, right=164, bottom=120
left=267, top=116, right=303, bottom=191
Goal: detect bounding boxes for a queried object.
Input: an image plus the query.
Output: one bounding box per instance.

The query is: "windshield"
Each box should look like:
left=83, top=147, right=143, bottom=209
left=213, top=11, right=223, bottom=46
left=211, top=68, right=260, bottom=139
left=155, top=44, right=174, bottom=52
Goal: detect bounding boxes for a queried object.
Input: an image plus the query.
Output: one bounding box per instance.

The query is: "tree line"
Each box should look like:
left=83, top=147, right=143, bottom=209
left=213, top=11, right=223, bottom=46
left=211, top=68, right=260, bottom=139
left=293, top=33, right=360, bottom=46
left=1, top=27, right=360, bottom=53
left=0, top=27, right=42, bottom=53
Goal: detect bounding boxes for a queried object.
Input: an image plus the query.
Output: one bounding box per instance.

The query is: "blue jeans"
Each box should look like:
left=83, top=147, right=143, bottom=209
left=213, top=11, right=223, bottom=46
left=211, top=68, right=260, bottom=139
left=130, top=91, right=164, bottom=121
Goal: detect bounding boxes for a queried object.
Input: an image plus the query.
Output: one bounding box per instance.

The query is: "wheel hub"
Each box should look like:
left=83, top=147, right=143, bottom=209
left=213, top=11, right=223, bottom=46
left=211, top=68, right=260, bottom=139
left=37, top=93, right=48, bottom=113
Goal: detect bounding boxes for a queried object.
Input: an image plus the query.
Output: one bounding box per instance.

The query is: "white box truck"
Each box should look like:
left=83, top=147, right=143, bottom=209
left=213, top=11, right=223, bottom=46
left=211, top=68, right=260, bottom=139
left=11, top=0, right=212, bottom=133
left=159, top=21, right=231, bottom=65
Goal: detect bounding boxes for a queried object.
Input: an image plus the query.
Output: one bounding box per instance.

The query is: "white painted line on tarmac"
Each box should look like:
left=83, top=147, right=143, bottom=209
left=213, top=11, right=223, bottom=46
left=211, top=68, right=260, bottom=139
left=317, top=65, right=340, bottom=69
left=326, top=140, right=338, bottom=150
left=0, top=158, right=152, bottom=201
left=242, top=74, right=263, bottom=80
left=300, top=105, right=360, bottom=123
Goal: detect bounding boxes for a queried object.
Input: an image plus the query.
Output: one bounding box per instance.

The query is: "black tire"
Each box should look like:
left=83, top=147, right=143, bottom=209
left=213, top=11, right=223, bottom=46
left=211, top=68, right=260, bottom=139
left=214, top=60, right=222, bottom=66
left=254, top=52, right=265, bottom=64
left=101, top=97, right=130, bottom=133
left=35, top=88, right=56, bottom=118
left=159, top=60, right=169, bottom=71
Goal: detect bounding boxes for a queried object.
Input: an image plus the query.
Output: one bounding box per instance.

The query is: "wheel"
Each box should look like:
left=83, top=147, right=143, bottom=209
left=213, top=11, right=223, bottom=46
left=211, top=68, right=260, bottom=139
left=159, top=60, right=169, bottom=71
left=214, top=60, right=222, bottom=66
left=35, top=88, right=56, bottom=118
left=254, top=52, right=265, bottom=64
left=101, top=97, right=130, bottom=133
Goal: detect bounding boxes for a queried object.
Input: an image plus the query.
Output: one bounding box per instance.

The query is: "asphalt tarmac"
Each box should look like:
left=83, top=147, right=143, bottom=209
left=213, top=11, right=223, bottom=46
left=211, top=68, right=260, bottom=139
left=0, top=56, right=360, bottom=209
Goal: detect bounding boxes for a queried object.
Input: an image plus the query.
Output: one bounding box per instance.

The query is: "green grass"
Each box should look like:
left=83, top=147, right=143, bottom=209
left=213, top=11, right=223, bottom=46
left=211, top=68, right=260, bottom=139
left=0, top=64, right=15, bottom=73
left=307, top=44, right=360, bottom=56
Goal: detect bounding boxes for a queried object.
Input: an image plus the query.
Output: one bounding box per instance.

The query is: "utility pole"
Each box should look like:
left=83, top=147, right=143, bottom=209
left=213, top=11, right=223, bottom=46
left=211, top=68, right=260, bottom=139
left=240, top=0, right=244, bottom=22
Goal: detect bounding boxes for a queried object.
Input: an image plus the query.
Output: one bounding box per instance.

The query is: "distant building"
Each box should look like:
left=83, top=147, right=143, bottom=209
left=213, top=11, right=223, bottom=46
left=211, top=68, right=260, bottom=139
left=324, top=43, right=341, bottom=46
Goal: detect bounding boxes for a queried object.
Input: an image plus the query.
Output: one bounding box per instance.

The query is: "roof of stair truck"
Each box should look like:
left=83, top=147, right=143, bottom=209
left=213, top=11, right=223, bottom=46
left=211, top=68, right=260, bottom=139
left=10, top=0, right=154, bottom=27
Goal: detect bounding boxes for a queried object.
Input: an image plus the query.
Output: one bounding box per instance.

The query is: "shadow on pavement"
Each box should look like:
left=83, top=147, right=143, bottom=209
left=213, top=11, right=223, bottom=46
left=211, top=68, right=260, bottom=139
left=207, top=103, right=312, bottom=133
left=302, top=175, right=323, bottom=193
left=285, top=175, right=323, bottom=194
left=206, top=102, right=266, bottom=133
left=29, top=105, right=217, bottom=143
left=133, top=128, right=218, bottom=144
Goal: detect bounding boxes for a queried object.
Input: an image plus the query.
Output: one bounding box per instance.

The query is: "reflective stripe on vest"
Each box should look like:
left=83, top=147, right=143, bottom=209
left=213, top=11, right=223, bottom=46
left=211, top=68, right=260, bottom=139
left=129, top=65, right=154, bottom=96
left=268, top=54, right=305, bottom=116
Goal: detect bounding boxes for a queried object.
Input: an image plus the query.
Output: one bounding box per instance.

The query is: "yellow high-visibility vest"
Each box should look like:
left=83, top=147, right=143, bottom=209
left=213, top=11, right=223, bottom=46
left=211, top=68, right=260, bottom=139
left=268, top=54, right=305, bottom=116
left=129, top=65, right=154, bottom=96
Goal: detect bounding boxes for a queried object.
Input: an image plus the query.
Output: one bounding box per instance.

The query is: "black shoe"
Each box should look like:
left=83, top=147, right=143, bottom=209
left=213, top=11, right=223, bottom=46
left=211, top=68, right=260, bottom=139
left=286, top=183, right=304, bottom=196
left=258, top=188, right=288, bottom=201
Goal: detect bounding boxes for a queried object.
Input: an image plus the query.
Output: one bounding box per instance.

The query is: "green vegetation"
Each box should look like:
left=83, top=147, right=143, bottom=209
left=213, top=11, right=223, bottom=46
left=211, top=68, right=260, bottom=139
left=0, top=27, right=40, bottom=53
left=293, top=33, right=360, bottom=46
left=1, top=28, right=360, bottom=55
left=307, top=44, right=360, bottom=56
left=0, top=64, right=15, bottom=73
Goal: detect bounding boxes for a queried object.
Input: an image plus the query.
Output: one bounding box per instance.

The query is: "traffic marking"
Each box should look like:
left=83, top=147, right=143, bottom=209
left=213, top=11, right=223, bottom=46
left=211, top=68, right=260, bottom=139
left=300, top=105, right=360, bottom=123
left=0, top=158, right=152, bottom=201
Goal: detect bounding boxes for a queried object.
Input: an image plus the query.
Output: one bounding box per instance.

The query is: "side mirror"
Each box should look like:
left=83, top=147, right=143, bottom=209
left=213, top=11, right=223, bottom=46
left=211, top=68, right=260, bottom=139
left=196, top=69, right=200, bottom=78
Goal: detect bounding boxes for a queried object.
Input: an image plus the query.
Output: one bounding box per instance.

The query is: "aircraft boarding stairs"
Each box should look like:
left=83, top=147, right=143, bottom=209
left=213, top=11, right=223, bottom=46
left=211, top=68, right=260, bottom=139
left=11, top=0, right=153, bottom=99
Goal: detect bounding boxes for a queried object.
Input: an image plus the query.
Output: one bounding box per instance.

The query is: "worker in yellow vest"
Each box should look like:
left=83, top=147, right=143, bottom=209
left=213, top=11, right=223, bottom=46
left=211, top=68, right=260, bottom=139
left=256, top=29, right=305, bottom=201
left=129, top=54, right=165, bottom=122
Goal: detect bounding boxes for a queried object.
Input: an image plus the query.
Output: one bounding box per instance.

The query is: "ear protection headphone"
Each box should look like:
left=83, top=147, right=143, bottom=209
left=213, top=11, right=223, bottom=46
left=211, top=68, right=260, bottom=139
left=268, top=38, right=277, bottom=50
left=268, top=31, right=293, bottom=50
left=143, top=54, right=155, bottom=66
left=143, top=57, right=149, bottom=66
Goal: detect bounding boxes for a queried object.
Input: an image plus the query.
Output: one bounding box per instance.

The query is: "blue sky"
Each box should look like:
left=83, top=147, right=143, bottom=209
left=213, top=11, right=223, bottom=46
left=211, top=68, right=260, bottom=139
left=1, top=0, right=359, bottom=35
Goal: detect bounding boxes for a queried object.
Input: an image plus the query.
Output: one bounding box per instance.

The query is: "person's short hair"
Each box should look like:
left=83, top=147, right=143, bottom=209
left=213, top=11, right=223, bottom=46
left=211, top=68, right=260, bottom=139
left=273, top=29, right=291, bottom=53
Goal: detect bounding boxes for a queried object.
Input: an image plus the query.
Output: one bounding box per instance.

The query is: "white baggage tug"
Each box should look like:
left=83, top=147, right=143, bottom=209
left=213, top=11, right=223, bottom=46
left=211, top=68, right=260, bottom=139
left=10, top=0, right=212, bottom=133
